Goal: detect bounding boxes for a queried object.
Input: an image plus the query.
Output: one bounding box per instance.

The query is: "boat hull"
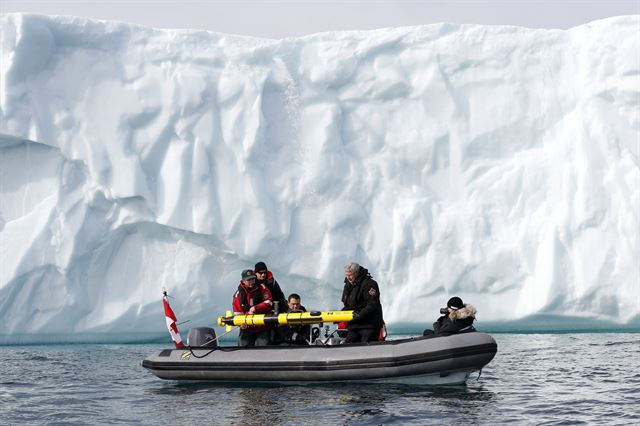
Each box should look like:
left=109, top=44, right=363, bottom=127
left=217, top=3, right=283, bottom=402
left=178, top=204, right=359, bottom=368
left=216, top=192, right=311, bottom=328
left=142, top=332, right=497, bottom=384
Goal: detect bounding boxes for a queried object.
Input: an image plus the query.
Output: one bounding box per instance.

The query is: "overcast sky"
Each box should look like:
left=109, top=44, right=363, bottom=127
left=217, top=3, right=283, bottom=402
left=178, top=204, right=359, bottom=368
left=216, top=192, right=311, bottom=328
left=2, top=0, right=639, bottom=38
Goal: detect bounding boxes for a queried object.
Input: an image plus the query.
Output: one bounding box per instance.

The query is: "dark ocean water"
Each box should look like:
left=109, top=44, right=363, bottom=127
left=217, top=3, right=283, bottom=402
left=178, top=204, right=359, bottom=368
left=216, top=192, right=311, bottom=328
left=1, top=333, right=638, bottom=425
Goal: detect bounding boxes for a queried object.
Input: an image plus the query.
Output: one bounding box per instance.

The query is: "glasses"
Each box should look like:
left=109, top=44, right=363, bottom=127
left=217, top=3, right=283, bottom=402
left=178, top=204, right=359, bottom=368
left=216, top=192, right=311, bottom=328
left=256, top=271, right=267, bottom=275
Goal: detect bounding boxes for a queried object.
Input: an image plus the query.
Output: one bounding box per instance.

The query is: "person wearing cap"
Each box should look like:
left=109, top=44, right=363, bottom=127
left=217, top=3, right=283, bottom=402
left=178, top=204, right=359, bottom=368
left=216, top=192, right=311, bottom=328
left=232, top=269, right=274, bottom=347
left=424, top=296, right=477, bottom=337
left=341, top=262, right=384, bottom=343
left=254, top=261, right=288, bottom=314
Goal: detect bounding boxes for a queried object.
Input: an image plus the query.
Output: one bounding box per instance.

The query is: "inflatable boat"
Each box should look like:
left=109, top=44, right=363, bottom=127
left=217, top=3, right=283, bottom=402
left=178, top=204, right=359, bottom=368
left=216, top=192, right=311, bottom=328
left=142, top=330, right=497, bottom=385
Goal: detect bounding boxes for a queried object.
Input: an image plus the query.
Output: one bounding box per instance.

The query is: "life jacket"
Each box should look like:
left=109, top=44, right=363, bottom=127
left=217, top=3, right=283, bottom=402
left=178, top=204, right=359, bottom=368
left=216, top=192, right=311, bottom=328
left=232, top=282, right=273, bottom=333
left=237, top=282, right=267, bottom=312
left=257, top=271, right=287, bottom=313
left=379, top=322, right=387, bottom=341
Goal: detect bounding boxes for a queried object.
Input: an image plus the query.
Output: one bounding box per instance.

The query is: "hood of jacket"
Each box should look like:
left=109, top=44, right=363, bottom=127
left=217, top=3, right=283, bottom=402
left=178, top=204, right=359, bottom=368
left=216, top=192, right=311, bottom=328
left=238, top=280, right=260, bottom=293
left=449, top=304, right=477, bottom=320
left=256, top=270, right=274, bottom=285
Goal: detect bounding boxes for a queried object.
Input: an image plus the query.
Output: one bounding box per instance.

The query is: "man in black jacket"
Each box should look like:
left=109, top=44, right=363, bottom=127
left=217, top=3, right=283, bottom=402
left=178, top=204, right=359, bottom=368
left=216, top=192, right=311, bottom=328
left=341, top=262, right=384, bottom=343
left=279, top=293, right=311, bottom=345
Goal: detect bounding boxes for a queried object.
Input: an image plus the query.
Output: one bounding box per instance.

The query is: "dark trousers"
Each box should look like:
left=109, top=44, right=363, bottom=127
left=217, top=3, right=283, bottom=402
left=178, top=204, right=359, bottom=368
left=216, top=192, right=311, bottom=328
left=343, top=328, right=379, bottom=344
left=238, top=329, right=270, bottom=347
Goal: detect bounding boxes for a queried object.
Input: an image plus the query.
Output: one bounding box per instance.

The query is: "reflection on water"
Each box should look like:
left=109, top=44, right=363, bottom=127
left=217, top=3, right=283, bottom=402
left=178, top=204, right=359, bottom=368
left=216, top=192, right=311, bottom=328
left=0, top=333, right=638, bottom=424
left=147, top=380, right=498, bottom=424
left=236, top=388, right=288, bottom=425
left=325, top=384, right=397, bottom=423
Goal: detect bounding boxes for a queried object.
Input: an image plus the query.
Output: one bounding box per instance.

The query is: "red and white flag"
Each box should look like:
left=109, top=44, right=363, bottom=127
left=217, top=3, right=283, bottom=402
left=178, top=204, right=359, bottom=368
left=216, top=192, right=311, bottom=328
left=162, top=290, right=185, bottom=348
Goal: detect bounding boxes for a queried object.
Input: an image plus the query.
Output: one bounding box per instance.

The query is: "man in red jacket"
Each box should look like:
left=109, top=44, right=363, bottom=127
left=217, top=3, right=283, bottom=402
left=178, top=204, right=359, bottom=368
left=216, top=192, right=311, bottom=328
left=232, top=269, right=273, bottom=347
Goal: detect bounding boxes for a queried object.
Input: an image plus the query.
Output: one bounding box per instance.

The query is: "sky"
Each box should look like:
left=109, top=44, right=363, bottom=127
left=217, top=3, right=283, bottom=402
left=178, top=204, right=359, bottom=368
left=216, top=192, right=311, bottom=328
left=2, top=0, right=639, bottom=38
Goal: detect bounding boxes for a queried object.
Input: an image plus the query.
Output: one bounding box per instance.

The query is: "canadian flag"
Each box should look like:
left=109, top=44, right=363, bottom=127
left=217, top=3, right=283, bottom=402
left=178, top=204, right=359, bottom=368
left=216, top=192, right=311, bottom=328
left=162, top=290, right=185, bottom=348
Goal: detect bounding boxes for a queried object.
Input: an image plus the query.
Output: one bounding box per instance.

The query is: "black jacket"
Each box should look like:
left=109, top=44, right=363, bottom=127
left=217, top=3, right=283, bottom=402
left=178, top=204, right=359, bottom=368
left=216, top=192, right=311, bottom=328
left=279, top=305, right=311, bottom=345
left=257, top=272, right=287, bottom=314
left=430, top=304, right=477, bottom=336
left=341, top=267, right=384, bottom=330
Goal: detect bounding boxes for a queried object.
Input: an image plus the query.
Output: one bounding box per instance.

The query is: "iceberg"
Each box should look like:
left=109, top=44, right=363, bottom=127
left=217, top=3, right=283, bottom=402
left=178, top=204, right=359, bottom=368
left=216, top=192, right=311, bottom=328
left=0, top=14, right=638, bottom=339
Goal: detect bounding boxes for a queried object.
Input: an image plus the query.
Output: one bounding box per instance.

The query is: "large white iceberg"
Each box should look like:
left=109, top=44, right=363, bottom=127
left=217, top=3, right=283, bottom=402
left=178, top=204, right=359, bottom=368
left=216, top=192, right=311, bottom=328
left=0, top=14, right=638, bottom=338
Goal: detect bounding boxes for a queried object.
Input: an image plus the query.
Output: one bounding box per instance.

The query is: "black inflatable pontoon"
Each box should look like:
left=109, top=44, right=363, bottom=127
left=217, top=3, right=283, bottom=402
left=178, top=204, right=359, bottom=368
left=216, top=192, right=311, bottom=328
left=142, top=331, right=497, bottom=385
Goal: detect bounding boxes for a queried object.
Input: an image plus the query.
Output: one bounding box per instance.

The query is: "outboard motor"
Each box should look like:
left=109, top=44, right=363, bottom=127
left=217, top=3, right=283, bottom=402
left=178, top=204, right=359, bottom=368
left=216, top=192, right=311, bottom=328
left=187, top=327, right=218, bottom=347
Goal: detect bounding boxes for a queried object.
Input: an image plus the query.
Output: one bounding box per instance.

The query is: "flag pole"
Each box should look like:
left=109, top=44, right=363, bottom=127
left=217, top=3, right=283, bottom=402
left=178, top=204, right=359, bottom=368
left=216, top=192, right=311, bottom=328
left=162, top=288, right=185, bottom=348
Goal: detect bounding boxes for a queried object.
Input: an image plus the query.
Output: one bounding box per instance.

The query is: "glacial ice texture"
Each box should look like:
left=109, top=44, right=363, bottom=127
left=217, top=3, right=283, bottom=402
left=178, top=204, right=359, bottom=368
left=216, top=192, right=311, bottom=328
left=0, top=14, right=638, bottom=335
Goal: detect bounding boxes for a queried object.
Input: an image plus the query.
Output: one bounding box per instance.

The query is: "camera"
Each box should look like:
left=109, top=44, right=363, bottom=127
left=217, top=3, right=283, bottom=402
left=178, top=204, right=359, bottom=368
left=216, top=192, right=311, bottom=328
left=439, top=307, right=449, bottom=315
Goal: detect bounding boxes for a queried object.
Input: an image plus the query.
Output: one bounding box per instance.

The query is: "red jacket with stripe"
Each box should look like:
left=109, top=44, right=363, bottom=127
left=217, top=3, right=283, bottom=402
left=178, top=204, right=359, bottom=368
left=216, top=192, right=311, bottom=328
left=232, top=282, right=273, bottom=332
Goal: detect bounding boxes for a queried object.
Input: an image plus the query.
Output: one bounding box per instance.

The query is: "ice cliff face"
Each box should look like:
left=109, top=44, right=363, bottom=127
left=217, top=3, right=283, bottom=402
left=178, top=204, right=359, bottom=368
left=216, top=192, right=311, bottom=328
left=0, top=14, right=638, bottom=336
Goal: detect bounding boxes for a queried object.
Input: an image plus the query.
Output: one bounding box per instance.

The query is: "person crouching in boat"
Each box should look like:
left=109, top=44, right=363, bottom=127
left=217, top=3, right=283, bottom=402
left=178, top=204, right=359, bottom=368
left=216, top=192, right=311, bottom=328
left=278, top=293, right=311, bottom=345
left=423, top=296, right=477, bottom=337
left=232, top=269, right=274, bottom=347
left=254, top=261, right=288, bottom=313
left=254, top=261, right=288, bottom=344
left=341, top=262, right=384, bottom=343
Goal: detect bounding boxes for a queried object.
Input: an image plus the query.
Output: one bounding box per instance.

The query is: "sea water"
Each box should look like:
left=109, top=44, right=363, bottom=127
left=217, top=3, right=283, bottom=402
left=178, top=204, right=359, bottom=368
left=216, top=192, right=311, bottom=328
left=1, top=333, right=638, bottom=425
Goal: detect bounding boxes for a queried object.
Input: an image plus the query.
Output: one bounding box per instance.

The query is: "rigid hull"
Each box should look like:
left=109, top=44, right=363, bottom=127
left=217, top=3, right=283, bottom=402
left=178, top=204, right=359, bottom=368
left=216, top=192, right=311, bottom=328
left=142, top=332, right=497, bottom=384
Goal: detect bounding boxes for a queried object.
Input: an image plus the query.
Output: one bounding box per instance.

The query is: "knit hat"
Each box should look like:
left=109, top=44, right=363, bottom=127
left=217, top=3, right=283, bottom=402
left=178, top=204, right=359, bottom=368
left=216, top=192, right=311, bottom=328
left=254, top=261, right=268, bottom=273
left=447, top=296, right=464, bottom=310
left=241, top=269, right=256, bottom=281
